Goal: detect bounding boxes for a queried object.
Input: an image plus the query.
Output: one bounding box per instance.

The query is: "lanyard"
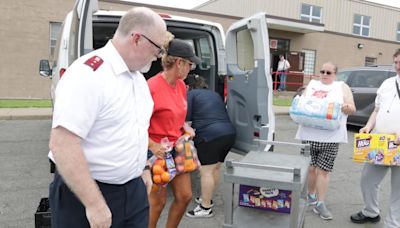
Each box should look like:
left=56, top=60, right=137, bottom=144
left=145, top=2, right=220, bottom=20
left=396, top=80, right=400, bottom=100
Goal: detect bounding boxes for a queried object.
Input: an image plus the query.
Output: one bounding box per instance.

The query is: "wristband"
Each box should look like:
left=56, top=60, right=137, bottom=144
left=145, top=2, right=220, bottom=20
left=144, top=165, right=150, bottom=171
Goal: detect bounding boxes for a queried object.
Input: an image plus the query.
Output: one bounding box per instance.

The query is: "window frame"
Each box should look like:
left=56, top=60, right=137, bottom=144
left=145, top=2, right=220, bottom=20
left=397, top=22, right=400, bottom=42
left=353, top=14, right=371, bottom=37
left=365, top=57, right=377, bottom=66
left=302, top=49, right=316, bottom=75
left=300, top=3, right=322, bottom=23
left=49, top=21, right=62, bottom=59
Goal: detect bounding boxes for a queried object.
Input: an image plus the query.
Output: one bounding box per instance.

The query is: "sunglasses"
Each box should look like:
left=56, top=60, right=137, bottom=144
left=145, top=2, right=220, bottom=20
left=136, top=33, right=165, bottom=57
left=320, top=70, right=334, bottom=75
left=182, top=59, right=196, bottom=70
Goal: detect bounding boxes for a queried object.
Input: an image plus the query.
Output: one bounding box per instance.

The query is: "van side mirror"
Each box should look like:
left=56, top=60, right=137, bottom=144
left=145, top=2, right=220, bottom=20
left=39, top=59, right=52, bottom=77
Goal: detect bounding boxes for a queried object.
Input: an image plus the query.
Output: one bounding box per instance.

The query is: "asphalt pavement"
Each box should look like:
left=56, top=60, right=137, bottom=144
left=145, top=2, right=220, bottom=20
left=0, top=107, right=391, bottom=228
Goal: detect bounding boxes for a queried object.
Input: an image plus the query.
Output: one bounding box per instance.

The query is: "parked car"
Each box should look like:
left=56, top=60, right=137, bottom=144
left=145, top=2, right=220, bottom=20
left=336, top=65, right=396, bottom=126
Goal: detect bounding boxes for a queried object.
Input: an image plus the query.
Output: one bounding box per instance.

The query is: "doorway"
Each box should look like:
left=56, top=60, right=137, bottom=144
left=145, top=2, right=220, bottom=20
left=271, top=52, right=285, bottom=90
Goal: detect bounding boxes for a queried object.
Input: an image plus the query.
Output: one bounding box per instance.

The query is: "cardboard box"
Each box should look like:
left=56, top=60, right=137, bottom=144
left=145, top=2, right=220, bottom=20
left=238, top=185, right=291, bottom=214
left=353, top=133, right=400, bottom=166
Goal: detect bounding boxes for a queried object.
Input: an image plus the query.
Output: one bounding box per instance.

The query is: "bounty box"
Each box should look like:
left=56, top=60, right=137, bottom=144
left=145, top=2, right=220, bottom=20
left=238, top=185, right=291, bottom=213
left=353, top=133, right=400, bottom=166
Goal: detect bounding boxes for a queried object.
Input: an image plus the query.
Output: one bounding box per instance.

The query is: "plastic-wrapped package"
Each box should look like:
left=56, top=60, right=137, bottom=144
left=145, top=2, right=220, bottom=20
left=174, top=134, right=201, bottom=174
left=289, top=96, right=342, bottom=130
left=149, top=137, right=177, bottom=188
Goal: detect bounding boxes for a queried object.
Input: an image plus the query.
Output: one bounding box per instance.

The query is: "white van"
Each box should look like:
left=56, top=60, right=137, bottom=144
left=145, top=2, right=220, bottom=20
left=39, top=0, right=275, bottom=154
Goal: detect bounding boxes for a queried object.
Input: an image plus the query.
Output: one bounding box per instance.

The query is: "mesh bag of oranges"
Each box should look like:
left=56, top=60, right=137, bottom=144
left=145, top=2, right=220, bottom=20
left=174, top=134, right=201, bottom=174
left=149, top=152, right=177, bottom=188
left=149, top=137, right=178, bottom=188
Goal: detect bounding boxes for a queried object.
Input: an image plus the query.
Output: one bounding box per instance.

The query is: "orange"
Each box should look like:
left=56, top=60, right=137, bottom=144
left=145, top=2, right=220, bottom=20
left=175, top=143, right=184, bottom=153
left=154, top=159, right=166, bottom=167
left=153, top=174, right=162, bottom=184
left=184, top=160, right=196, bottom=172
left=161, top=172, right=170, bottom=182
left=152, top=164, right=164, bottom=175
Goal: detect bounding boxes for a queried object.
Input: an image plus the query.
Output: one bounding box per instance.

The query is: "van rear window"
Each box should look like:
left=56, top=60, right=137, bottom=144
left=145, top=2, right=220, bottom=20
left=93, top=22, right=119, bottom=49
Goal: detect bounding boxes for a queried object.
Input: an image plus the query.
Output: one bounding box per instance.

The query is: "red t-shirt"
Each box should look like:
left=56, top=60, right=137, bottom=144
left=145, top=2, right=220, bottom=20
left=147, top=73, right=187, bottom=144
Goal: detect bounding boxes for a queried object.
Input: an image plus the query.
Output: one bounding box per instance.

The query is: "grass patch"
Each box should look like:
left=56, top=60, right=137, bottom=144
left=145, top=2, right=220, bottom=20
left=0, top=98, right=291, bottom=108
left=0, top=99, right=52, bottom=108
left=273, top=97, right=292, bottom=106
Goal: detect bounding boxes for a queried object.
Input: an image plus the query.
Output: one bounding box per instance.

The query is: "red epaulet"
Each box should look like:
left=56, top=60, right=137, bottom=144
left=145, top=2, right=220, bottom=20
left=84, top=56, right=104, bottom=71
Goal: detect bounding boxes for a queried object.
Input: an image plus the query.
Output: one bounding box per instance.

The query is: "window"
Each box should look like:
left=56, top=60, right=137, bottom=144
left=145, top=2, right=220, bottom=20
left=365, top=57, right=377, bottom=66
left=49, top=22, right=61, bottom=58
left=300, top=4, right=321, bottom=23
left=349, top=71, right=387, bottom=88
left=336, top=71, right=351, bottom=83
left=302, top=49, right=316, bottom=75
left=397, top=23, right=400, bottom=41
left=198, top=37, right=211, bottom=69
left=353, top=14, right=370, bottom=37
left=236, top=29, right=254, bottom=71
left=270, top=38, right=290, bottom=51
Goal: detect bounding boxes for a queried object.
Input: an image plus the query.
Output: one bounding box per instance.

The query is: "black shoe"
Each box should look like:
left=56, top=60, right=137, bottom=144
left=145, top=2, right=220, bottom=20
left=350, top=211, right=380, bottom=224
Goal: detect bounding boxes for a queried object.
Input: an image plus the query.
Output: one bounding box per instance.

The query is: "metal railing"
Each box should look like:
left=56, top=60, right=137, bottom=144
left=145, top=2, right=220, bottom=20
left=272, top=71, right=319, bottom=92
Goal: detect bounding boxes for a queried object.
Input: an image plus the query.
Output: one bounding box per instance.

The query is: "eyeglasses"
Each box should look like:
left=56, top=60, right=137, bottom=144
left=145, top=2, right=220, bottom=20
left=137, top=34, right=165, bottom=57
left=182, top=59, right=196, bottom=70
left=320, top=70, right=334, bottom=75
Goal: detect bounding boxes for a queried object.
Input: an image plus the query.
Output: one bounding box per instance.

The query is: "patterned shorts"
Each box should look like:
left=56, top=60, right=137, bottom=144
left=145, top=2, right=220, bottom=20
left=301, top=140, right=339, bottom=172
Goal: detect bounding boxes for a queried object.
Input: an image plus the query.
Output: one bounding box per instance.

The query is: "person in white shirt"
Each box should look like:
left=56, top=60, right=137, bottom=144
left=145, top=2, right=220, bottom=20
left=277, top=54, right=291, bottom=91
left=48, top=7, right=167, bottom=228
left=295, top=62, right=356, bottom=220
left=350, top=49, right=400, bottom=228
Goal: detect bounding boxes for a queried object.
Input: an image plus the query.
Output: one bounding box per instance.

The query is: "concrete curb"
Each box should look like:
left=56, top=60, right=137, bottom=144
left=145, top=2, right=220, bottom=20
left=0, top=115, right=53, bottom=120
left=0, top=108, right=52, bottom=120
left=274, top=106, right=290, bottom=116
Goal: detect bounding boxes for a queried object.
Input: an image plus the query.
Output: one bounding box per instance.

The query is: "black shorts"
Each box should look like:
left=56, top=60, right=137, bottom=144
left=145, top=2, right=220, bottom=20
left=195, top=134, right=236, bottom=165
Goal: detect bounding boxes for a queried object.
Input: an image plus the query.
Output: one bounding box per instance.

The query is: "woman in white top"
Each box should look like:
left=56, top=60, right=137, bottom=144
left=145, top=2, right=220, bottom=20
left=296, top=62, right=356, bottom=220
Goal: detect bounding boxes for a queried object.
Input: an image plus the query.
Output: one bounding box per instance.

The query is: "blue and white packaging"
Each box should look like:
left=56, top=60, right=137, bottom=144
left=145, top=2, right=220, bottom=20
left=289, top=96, right=342, bottom=130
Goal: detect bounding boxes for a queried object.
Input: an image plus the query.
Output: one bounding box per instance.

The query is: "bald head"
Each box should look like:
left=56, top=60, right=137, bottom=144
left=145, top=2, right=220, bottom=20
left=114, top=7, right=166, bottom=39
left=322, top=62, right=338, bottom=73
left=112, top=7, right=167, bottom=71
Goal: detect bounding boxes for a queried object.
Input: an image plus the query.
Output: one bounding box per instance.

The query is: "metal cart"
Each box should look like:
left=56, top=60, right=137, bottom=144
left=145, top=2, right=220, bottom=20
left=223, top=140, right=310, bottom=228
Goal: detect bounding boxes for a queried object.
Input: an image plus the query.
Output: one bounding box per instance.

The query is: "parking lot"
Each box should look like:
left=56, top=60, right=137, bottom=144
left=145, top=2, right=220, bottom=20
left=0, top=117, right=390, bottom=227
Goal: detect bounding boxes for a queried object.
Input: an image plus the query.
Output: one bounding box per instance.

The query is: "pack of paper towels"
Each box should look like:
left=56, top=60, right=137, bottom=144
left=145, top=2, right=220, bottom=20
left=289, top=96, right=342, bottom=130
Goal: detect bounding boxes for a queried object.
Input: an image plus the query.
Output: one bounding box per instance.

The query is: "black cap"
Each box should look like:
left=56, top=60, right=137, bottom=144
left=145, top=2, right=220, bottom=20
left=167, top=39, right=201, bottom=64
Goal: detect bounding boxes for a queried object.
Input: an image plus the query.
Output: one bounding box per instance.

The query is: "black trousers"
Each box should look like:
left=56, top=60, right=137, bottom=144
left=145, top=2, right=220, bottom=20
left=49, top=171, right=149, bottom=228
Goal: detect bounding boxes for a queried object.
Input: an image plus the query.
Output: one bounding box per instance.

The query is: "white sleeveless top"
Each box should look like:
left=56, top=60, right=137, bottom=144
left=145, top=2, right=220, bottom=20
left=295, top=80, right=348, bottom=143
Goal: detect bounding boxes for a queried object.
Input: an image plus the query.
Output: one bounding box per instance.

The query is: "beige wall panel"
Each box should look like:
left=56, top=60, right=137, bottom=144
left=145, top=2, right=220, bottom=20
left=197, top=0, right=302, bottom=18
left=322, top=0, right=351, bottom=32
left=1, top=0, right=399, bottom=98
left=268, top=29, right=397, bottom=72
left=0, top=0, right=75, bottom=99
left=293, top=32, right=395, bottom=70
left=198, top=0, right=400, bottom=42
left=99, top=2, right=236, bottom=31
